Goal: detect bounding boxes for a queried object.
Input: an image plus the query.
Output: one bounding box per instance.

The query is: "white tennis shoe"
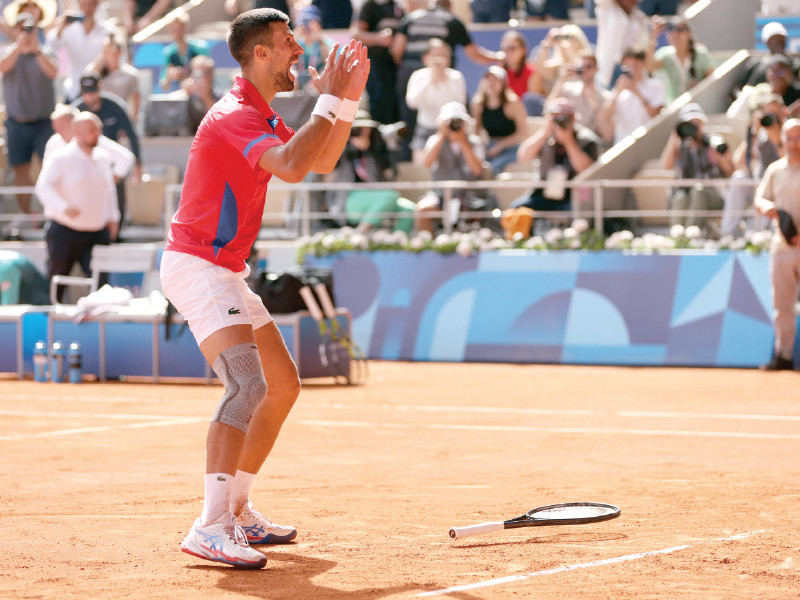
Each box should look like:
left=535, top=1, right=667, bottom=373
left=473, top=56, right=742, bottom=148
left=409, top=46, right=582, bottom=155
left=181, top=513, right=267, bottom=569
left=235, top=502, right=297, bottom=544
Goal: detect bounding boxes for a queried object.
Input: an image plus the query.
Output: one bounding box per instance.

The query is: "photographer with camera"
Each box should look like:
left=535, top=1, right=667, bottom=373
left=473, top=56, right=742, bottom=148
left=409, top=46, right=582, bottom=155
left=501, top=98, right=599, bottom=238
left=47, top=0, right=113, bottom=103
left=323, top=110, right=416, bottom=233
left=545, top=51, right=611, bottom=144
left=416, top=101, right=485, bottom=234
left=599, top=46, right=665, bottom=145
left=721, top=95, right=785, bottom=237
left=0, top=12, right=58, bottom=216
left=661, top=103, right=734, bottom=230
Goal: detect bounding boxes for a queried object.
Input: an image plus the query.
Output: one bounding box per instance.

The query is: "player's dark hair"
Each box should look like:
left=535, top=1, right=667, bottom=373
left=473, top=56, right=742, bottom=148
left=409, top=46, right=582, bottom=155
left=227, top=8, right=290, bottom=67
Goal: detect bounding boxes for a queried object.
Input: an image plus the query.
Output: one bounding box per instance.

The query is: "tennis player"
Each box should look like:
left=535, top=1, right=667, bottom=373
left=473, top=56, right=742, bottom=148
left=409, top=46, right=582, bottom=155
left=160, top=9, right=369, bottom=568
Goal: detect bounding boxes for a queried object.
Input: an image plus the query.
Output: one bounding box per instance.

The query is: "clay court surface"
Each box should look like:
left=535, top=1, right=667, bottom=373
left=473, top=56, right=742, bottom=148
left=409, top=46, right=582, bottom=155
left=1, top=362, right=799, bottom=599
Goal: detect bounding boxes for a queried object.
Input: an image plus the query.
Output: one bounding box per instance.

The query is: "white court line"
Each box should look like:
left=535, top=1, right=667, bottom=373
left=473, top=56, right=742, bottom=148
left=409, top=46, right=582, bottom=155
left=0, top=417, right=205, bottom=441
left=312, top=403, right=599, bottom=416
left=1, top=393, right=171, bottom=404
left=413, top=530, right=769, bottom=598
left=619, top=410, right=800, bottom=422
left=296, top=419, right=800, bottom=441
left=0, top=410, right=193, bottom=421
left=308, top=403, right=800, bottom=424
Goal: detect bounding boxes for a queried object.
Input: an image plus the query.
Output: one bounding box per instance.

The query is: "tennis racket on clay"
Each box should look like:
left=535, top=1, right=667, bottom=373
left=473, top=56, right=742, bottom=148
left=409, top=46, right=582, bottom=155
left=449, top=502, right=620, bottom=540
left=314, top=282, right=368, bottom=384
left=299, top=285, right=352, bottom=385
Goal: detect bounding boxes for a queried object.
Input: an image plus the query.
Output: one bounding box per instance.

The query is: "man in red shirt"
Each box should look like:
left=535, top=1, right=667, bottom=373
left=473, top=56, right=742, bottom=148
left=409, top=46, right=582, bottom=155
left=161, top=9, right=368, bottom=569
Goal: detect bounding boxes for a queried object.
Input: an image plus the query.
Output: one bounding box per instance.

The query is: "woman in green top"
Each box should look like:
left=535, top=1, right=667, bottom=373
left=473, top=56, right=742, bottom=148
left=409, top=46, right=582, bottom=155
left=646, top=17, right=714, bottom=105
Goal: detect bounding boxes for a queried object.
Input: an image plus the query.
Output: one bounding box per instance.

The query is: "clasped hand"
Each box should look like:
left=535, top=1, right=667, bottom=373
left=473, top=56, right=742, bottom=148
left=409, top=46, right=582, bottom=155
left=309, top=40, right=370, bottom=100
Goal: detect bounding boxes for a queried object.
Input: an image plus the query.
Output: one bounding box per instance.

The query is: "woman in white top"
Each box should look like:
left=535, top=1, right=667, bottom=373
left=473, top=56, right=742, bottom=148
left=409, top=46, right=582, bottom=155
left=405, top=39, right=467, bottom=164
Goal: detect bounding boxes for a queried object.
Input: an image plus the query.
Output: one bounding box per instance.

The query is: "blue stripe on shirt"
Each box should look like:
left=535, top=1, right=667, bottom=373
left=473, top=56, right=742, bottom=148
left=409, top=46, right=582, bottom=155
left=243, top=133, right=279, bottom=159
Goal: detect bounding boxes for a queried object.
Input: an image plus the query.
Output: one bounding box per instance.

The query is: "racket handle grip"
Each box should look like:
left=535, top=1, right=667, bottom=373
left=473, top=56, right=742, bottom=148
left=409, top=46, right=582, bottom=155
left=315, top=282, right=337, bottom=319
left=449, top=522, right=504, bottom=540
left=299, top=286, right=324, bottom=322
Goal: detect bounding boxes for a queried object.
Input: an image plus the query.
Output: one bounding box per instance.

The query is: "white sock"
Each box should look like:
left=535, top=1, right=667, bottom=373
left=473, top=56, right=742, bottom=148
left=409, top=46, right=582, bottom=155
left=230, top=470, right=257, bottom=515
left=201, top=473, right=234, bottom=525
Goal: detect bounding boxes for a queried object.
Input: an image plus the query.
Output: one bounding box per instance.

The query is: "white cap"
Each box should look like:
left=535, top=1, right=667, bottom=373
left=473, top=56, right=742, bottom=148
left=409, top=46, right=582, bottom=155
left=437, top=101, right=470, bottom=125
left=761, top=22, right=788, bottom=44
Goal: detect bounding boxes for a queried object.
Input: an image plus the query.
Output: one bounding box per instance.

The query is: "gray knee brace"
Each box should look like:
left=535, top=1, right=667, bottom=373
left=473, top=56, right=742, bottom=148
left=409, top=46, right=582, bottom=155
left=212, top=343, right=267, bottom=433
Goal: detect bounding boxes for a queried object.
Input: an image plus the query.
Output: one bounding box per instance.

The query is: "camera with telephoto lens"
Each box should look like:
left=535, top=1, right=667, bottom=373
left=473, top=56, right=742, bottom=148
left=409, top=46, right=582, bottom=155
left=553, top=114, right=572, bottom=129
left=676, top=120, right=698, bottom=139
left=703, top=134, right=728, bottom=154
left=448, top=118, right=464, bottom=132
left=760, top=113, right=778, bottom=127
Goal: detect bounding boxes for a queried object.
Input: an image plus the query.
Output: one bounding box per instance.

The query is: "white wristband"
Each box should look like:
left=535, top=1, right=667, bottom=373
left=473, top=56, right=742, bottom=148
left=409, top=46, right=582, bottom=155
left=337, top=98, right=360, bottom=123
left=312, top=94, right=342, bottom=124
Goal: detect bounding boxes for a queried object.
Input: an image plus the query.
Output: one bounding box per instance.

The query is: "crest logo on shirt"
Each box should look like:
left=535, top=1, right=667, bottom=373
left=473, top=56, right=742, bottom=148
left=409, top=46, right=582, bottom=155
left=267, top=115, right=279, bottom=131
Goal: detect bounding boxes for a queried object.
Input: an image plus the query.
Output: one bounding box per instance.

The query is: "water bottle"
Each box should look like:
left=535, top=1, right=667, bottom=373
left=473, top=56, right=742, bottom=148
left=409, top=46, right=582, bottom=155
left=68, top=342, right=82, bottom=384
left=51, top=341, right=65, bottom=383
left=33, top=340, right=48, bottom=382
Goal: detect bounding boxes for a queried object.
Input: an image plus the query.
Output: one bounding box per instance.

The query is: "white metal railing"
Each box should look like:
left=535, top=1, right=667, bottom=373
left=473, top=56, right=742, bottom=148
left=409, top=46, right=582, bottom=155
left=165, top=176, right=766, bottom=237
left=1, top=175, right=766, bottom=240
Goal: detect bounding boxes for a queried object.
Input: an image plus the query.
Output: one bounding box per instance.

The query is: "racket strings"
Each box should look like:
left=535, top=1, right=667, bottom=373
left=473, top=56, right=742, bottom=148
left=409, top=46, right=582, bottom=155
left=529, top=505, right=617, bottom=520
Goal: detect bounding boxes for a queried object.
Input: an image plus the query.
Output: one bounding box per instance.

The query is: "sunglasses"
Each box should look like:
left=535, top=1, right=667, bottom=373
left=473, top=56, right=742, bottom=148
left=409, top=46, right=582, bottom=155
left=667, top=25, right=689, bottom=32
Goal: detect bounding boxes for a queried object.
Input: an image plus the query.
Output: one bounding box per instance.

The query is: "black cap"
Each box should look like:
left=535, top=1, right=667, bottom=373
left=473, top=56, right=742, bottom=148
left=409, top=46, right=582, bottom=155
left=79, top=71, right=100, bottom=93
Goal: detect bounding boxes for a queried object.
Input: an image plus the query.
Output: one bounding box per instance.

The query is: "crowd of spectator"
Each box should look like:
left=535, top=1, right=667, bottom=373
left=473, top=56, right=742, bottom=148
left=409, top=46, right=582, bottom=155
left=0, top=0, right=796, bottom=244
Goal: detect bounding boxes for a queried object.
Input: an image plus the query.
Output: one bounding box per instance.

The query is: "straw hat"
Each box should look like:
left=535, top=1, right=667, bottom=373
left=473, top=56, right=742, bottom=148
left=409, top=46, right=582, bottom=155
left=3, top=0, right=57, bottom=28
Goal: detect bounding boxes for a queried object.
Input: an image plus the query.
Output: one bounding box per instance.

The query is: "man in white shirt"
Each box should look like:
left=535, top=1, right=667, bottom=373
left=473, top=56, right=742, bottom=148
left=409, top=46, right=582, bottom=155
left=35, top=112, right=125, bottom=301
left=405, top=39, right=467, bottom=164
left=595, top=0, right=650, bottom=89
left=754, top=119, right=800, bottom=371
left=46, top=0, right=111, bottom=101
left=44, top=103, right=135, bottom=178
left=599, top=47, right=665, bottom=145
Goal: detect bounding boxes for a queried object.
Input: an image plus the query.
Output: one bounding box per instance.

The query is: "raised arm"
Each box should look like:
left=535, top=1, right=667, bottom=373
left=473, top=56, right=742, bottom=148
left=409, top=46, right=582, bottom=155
left=517, top=118, right=553, bottom=163
left=257, top=42, right=365, bottom=181
left=311, top=42, right=371, bottom=174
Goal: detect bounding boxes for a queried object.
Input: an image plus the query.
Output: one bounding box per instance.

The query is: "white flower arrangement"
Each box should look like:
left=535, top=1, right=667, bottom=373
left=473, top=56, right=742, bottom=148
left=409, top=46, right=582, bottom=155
left=296, top=222, right=774, bottom=262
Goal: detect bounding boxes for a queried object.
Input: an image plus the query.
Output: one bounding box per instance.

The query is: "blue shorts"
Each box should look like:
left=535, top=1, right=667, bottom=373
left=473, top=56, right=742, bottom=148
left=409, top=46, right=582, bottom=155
left=6, top=118, right=52, bottom=167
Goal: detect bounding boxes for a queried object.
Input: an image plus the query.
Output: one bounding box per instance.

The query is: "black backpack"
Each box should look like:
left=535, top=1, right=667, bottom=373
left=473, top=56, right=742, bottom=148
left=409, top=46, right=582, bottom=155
left=250, top=266, right=335, bottom=314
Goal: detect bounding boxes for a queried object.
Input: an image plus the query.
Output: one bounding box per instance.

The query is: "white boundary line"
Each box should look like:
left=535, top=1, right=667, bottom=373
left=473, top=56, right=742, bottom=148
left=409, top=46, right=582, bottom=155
left=0, top=417, right=205, bottom=441
left=413, top=530, right=769, bottom=597
left=307, top=403, right=800, bottom=424
left=0, top=410, right=193, bottom=421
left=619, top=410, right=800, bottom=422
left=296, top=419, right=800, bottom=441
left=1, top=394, right=173, bottom=404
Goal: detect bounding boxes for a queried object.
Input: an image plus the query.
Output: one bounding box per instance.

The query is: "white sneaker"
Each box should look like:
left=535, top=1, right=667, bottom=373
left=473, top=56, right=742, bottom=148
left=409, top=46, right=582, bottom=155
left=235, top=502, right=297, bottom=544
left=181, top=513, right=267, bottom=569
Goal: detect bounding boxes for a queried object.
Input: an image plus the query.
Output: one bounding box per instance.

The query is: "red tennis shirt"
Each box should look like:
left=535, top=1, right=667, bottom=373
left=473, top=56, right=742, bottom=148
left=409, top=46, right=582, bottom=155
left=165, top=76, right=295, bottom=272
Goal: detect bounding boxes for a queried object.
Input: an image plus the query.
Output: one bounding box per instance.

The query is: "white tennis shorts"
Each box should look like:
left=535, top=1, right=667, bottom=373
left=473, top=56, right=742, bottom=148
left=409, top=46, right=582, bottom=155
left=160, top=250, right=272, bottom=345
